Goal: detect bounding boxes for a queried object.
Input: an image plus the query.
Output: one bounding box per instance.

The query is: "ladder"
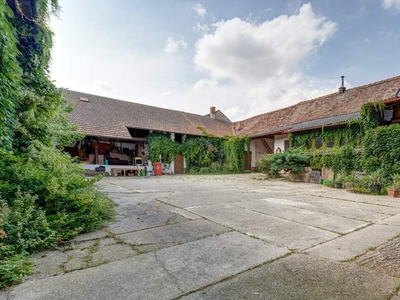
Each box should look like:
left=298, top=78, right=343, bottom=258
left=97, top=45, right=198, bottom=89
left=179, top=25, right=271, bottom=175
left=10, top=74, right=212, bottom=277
left=261, top=138, right=273, bottom=154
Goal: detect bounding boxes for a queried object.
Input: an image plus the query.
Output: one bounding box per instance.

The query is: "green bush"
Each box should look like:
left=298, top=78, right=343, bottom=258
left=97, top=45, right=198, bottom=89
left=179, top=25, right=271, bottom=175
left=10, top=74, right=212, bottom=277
left=0, top=255, right=32, bottom=289
left=0, top=0, right=115, bottom=287
left=257, top=150, right=309, bottom=177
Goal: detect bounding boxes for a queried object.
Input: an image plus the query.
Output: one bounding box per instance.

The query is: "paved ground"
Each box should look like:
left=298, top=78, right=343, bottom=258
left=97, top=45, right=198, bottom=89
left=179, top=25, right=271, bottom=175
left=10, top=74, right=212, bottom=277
left=3, top=174, right=400, bottom=300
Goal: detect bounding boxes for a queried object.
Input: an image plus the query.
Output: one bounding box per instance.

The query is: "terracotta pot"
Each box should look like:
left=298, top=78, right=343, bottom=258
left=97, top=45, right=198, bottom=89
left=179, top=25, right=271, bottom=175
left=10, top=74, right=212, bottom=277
left=387, top=188, right=400, bottom=197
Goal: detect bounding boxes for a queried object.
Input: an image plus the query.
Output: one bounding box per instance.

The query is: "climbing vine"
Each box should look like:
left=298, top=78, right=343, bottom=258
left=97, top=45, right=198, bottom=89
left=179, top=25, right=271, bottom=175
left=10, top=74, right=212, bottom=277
left=289, top=101, right=385, bottom=153
left=0, top=0, right=114, bottom=288
left=145, top=132, right=250, bottom=173
left=288, top=101, right=387, bottom=175
left=145, top=133, right=181, bottom=163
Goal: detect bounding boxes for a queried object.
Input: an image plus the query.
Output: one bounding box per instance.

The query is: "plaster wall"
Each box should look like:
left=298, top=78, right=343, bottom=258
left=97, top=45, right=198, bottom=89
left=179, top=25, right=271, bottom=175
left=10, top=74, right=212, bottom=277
left=274, top=134, right=289, bottom=153
left=251, top=138, right=274, bottom=168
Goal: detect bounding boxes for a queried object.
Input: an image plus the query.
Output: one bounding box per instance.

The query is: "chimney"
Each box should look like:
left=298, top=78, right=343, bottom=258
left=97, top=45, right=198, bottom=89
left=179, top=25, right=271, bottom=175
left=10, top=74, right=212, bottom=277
left=338, top=76, right=346, bottom=94
left=210, top=106, right=216, bottom=119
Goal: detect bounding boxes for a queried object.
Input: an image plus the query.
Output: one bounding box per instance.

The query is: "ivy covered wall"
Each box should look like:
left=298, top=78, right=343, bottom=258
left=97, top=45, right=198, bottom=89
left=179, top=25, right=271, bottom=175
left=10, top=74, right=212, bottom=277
left=145, top=132, right=250, bottom=173
left=288, top=101, right=400, bottom=177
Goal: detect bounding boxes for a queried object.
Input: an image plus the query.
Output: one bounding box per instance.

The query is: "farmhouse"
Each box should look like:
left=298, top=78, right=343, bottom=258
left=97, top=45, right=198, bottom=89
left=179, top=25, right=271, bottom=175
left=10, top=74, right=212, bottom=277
left=64, top=90, right=234, bottom=175
left=64, top=75, right=400, bottom=174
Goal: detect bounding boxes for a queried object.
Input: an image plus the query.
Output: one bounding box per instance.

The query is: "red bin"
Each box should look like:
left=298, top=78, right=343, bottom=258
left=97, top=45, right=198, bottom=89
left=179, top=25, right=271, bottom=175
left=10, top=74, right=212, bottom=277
left=153, top=162, right=162, bottom=176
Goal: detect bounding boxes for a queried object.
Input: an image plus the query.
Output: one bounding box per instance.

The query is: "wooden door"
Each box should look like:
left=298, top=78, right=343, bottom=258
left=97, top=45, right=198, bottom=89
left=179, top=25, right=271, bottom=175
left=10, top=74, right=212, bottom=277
left=244, top=152, right=251, bottom=171
left=174, top=153, right=184, bottom=174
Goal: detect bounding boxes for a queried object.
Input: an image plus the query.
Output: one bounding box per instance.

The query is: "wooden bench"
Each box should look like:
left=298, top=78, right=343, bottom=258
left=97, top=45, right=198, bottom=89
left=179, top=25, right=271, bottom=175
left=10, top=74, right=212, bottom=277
left=111, top=166, right=139, bottom=177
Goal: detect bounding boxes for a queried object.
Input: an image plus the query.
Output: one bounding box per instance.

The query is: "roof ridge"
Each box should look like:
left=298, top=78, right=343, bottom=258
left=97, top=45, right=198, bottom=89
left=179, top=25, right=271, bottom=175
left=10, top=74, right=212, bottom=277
left=237, top=74, right=400, bottom=123
left=64, top=89, right=213, bottom=119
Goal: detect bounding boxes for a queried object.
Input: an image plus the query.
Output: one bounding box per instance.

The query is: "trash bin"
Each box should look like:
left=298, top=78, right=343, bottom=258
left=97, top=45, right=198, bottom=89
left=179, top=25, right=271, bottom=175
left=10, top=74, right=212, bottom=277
left=153, top=162, right=162, bottom=176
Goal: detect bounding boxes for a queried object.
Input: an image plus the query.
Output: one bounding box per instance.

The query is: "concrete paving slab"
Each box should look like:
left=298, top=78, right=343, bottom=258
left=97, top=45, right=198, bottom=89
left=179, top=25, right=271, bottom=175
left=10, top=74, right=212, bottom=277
left=188, top=204, right=338, bottom=250
left=161, top=190, right=261, bottom=208
left=306, top=224, right=400, bottom=261
left=30, top=251, right=68, bottom=280
left=267, top=195, right=390, bottom=222
left=290, top=194, right=400, bottom=216
left=120, top=219, right=230, bottom=253
left=357, top=237, right=400, bottom=277
left=76, top=238, right=116, bottom=249
left=308, top=191, right=400, bottom=209
left=377, top=214, right=400, bottom=226
left=169, top=208, right=201, bottom=220
left=108, top=207, right=188, bottom=234
left=7, top=253, right=182, bottom=300
left=155, top=231, right=289, bottom=292
left=114, top=199, right=178, bottom=217
left=234, top=199, right=368, bottom=234
left=73, top=230, right=109, bottom=242
left=110, top=191, right=172, bottom=206
left=181, top=254, right=400, bottom=300
left=96, top=182, right=133, bottom=194
left=91, top=244, right=137, bottom=264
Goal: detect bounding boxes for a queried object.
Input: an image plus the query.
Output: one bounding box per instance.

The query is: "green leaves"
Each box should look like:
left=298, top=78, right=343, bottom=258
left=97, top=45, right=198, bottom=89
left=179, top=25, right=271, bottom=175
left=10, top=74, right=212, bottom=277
left=257, top=149, right=309, bottom=177
left=362, top=124, right=400, bottom=176
left=145, top=133, right=250, bottom=173
left=0, top=0, right=115, bottom=288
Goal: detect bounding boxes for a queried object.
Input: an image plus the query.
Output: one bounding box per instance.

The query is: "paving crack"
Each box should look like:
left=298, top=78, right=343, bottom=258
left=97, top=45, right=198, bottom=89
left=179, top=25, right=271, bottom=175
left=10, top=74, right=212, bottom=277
left=153, top=252, right=185, bottom=294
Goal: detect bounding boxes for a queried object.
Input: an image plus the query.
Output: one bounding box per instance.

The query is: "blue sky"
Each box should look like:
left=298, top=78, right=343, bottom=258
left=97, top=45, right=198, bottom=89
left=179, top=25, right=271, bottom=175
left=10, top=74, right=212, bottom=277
left=50, top=0, right=400, bottom=121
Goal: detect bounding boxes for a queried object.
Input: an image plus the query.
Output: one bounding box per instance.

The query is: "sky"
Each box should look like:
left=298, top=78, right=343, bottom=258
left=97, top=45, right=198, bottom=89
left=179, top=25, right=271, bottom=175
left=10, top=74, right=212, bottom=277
left=50, top=0, right=400, bottom=121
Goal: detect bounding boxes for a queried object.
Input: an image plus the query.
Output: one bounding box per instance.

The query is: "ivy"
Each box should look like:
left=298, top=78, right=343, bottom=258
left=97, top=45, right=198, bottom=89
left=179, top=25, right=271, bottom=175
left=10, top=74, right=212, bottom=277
left=145, top=132, right=250, bottom=173
left=145, top=133, right=180, bottom=163
left=0, top=0, right=114, bottom=288
left=362, top=124, right=400, bottom=176
left=0, top=1, right=20, bottom=147
left=288, top=100, right=388, bottom=177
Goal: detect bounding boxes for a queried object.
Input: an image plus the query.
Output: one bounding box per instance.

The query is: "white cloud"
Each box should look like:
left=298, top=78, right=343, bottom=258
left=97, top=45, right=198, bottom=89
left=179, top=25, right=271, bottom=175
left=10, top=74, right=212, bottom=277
left=163, top=37, right=187, bottom=53
left=160, top=90, right=175, bottom=97
left=194, top=3, right=336, bottom=83
left=224, top=106, right=245, bottom=120
left=245, top=74, right=338, bottom=118
left=192, top=78, right=218, bottom=92
left=92, top=79, right=112, bottom=91
left=193, top=21, right=209, bottom=33
left=191, top=3, right=206, bottom=18
left=382, top=0, right=400, bottom=11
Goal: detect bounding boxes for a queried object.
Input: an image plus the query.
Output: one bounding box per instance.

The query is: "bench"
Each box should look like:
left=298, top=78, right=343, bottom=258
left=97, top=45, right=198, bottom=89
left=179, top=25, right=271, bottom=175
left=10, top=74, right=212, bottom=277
left=111, top=166, right=139, bottom=177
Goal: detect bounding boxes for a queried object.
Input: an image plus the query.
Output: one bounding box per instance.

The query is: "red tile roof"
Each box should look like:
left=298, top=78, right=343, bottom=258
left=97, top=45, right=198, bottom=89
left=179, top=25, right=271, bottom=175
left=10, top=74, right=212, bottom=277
left=65, top=75, right=400, bottom=140
left=236, top=75, right=400, bottom=137
left=64, top=90, right=234, bottom=139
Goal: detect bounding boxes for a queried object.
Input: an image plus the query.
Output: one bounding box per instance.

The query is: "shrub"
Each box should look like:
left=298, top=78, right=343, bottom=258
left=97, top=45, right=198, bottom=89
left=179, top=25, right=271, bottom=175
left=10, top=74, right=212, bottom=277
left=0, top=255, right=32, bottom=289
left=257, top=150, right=309, bottom=177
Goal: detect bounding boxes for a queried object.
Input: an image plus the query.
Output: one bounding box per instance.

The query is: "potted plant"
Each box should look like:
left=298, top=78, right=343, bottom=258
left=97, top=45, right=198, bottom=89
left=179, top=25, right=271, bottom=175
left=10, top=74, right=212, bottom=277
left=344, top=172, right=359, bottom=190
left=387, top=174, right=400, bottom=197
left=365, top=169, right=384, bottom=194
left=334, top=172, right=344, bottom=189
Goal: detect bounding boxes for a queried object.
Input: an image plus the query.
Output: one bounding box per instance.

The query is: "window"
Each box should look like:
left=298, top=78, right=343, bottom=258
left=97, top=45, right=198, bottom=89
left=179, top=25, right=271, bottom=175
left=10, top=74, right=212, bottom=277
left=284, top=140, right=290, bottom=151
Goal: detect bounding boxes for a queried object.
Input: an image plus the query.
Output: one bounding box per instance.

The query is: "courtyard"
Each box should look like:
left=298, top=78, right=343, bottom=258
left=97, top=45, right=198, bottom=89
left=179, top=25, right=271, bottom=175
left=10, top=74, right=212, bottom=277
left=4, top=174, right=400, bottom=299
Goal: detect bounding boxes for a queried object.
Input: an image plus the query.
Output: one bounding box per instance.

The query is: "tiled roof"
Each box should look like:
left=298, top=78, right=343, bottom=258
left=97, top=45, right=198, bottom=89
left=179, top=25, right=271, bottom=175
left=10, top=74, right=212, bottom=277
left=64, top=90, right=234, bottom=139
left=236, top=75, right=400, bottom=137
left=65, top=75, right=400, bottom=140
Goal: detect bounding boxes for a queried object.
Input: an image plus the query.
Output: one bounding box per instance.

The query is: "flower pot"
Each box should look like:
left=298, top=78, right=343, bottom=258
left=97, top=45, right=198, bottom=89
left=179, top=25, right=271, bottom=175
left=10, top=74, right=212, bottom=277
left=368, top=184, right=381, bottom=194
left=388, top=188, right=400, bottom=197
left=334, top=183, right=343, bottom=189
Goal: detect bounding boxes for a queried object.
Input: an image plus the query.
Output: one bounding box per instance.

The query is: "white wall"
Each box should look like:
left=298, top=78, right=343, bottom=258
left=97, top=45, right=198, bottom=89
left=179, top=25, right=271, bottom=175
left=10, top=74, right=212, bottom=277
left=250, top=138, right=274, bottom=168
left=274, top=134, right=289, bottom=153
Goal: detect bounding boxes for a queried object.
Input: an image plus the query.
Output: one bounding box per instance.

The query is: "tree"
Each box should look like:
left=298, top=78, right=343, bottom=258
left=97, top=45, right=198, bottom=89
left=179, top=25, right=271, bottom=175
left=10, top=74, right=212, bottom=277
left=0, top=0, right=114, bottom=288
